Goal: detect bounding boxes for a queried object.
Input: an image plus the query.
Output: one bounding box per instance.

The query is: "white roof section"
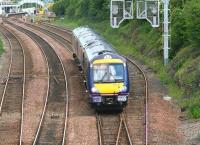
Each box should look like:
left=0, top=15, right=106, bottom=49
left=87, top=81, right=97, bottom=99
left=0, top=0, right=12, bottom=2
left=18, top=0, right=45, bottom=7
left=0, top=0, right=15, bottom=5
left=0, top=0, right=45, bottom=7
left=73, top=26, right=117, bottom=61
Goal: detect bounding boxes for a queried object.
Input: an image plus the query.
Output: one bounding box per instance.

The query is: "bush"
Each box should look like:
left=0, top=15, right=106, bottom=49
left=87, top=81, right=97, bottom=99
left=0, top=35, right=3, bottom=55
left=52, top=0, right=200, bottom=119
left=52, top=0, right=109, bottom=21
left=189, top=105, right=200, bottom=119
left=183, top=0, right=200, bottom=47
left=171, top=8, right=187, bottom=56
left=52, top=0, right=66, bottom=16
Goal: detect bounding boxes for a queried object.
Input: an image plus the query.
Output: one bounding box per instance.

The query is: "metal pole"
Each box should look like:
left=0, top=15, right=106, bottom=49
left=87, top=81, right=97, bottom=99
left=0, top=2, right=1, bottom=15
left=163, top=0, right=170, bottom=65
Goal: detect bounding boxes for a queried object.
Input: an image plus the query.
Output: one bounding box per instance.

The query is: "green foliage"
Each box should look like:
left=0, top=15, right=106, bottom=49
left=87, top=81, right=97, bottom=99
left=53, top=0, right=109, bottom=20
left=52, top=0, right=66, bottom=16
left=171, top=8, right=187, bottom=57
left=53, top=0, right=200, bottom=119
left=170, top=0, right=185, bottom=8
left=189, top=106, right=200, bottom=119
left=183, top=0, right=200, bottom=47
left=0, top=35, right=4, bottom=55
left=53, top=17, right=184, bottom=101
left=198, top=132, right=200, bottom=142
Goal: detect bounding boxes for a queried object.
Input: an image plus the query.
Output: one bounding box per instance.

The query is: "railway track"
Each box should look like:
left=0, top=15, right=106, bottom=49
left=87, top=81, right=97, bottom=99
left=26, top=22, right=149, bottom=145
left=126, top=57, right=149, bottom=145
left=5, top=20, right=69, bottom=145
left=41, top=22, right=72, bottom=41
left=9, top=20, right=149, bottom=144
left=35, top=22, right=149, bottom=144
left=23, top=22, right=73, bottom=52
left=97, top=113, right=132, bottom=145
left=96, top=58, right=148, bottom=145
left=0, top=25, right=25, bottom=145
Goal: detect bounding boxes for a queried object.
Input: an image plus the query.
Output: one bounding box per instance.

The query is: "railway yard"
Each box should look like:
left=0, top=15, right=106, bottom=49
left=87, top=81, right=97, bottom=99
left=0, top=17, right=182, bottom=145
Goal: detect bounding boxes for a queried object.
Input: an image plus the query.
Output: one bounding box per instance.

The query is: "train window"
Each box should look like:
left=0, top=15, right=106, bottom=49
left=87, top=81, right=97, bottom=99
left=93, top=63, right=124, bottom=83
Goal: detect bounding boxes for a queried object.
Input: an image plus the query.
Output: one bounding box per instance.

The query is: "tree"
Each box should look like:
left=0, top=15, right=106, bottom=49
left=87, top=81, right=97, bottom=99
left=171, top=8, right=187, bottom=55
left=183, top=0, right=200, bottom=47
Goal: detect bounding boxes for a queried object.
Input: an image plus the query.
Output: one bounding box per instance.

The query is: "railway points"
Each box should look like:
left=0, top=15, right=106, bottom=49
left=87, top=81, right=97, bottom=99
left=21, top=21, right=148, bottom=142
left=0, top=16, right=150, bottom=145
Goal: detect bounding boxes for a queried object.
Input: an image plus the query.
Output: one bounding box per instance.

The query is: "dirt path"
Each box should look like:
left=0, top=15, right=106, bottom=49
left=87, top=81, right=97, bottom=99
left=129, top=57, right=182, bottom=144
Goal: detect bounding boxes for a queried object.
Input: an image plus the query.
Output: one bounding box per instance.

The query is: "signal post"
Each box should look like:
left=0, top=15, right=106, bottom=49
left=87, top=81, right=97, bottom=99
left=110, top=0, right=170, bottom=65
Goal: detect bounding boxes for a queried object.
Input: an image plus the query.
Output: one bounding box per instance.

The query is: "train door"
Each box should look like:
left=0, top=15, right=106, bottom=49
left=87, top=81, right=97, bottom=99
left=75, top=38, right=78, bottom=55
left=82, top=52, right=85, bottom=66
left=77, top=44, right=83, bottom=63
left=72, top=36, right=75, bottom=53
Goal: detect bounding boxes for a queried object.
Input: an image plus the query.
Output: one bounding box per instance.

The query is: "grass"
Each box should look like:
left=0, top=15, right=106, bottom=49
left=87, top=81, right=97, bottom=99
left=53, top=17, right=200, bottom=117
left=53, top=18, right=80, bottom=29
left=198, top=132, right=200, bottom=143
left=0, top=34, right=4, bottom=55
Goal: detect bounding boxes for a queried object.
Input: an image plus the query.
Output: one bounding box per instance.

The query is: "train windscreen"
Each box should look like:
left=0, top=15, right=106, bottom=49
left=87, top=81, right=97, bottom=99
left=93, top=63, right=124, bottom=83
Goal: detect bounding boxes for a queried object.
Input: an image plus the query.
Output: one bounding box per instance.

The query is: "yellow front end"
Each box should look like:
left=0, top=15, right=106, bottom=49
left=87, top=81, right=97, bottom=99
left=91, top=58, right=128, bottom=106
left=94, top=83, right=124, bottom=94
left=93, top=58, right=125, bottom=94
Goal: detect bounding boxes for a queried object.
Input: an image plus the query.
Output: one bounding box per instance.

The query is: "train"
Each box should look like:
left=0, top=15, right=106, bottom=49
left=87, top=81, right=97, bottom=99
left=72, top=26, right=129, bottom=109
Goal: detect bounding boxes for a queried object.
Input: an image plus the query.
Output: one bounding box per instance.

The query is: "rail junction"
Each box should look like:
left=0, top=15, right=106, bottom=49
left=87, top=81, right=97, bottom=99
left=0, top=16, right=150, bottom=145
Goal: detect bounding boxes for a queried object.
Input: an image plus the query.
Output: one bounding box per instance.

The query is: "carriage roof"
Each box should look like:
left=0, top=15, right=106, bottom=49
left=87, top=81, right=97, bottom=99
left=73, top=26, right=118, bottom=61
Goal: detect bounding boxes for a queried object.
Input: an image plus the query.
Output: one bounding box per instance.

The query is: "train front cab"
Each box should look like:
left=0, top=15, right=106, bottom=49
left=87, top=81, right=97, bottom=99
left=89, top=54, right=129, bottom=109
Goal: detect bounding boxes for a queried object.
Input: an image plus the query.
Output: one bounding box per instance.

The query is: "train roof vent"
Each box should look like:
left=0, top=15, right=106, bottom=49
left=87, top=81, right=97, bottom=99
left=98, top=50, right=113, bottom=55
left=84, top=41, right=96, bottom=47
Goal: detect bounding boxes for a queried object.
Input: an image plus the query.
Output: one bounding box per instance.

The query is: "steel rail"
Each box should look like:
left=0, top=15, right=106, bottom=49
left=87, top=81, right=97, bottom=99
left=4, top=19, right=50, bottom=145
left=41, top=24, right=149, bottom=144
left=31, top=36, right=68, bottom=145
left=22, top=23, right=73, bottom=145
left=5, top=19, right=69, bottom=145
left=40, top=23, right=72, bottom=44
left=7, top=26, right=26, bottom=145
left=125, top=57, right=149, bottom=145
left=23, top=22, right=73, bottom=51
left=116, top=114, right=123, bottom=145
left=0, top=26, right=13, bottom=115
left=23, top=22, right=72, bottom=145
left=96, top=114, right=103, bottom=145
left=31, top=40, right=50, bottom=145
left=14, top=20, right=74, bottom=145
left=97, top=113, right=133, bottom=145
left=40, top=23, right=73, bottom=42
left=120, top=112, right=133, bottom=145
left=16, top=19, right=72, bottom=44
left=28, top=22, right=149, bottom=145
left=41, top=22, right=73, bottom=34
left=0, top=24, right=26, bottom=145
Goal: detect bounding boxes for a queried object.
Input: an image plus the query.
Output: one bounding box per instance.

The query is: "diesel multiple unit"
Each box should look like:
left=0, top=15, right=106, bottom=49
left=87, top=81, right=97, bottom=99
left=72, top=26, right=129, bottom=109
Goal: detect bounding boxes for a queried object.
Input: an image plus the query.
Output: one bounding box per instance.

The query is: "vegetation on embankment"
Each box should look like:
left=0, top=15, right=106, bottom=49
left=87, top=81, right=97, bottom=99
left=52, top=0, right=200, bottom=118
left=0, top=34, right=4, bottom=55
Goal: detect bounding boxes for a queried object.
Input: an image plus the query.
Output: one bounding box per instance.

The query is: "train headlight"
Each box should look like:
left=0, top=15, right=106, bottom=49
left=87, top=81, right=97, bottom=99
left=91, top=87, right=99, bottom=93
left=119, top=86, right=127, bottom=92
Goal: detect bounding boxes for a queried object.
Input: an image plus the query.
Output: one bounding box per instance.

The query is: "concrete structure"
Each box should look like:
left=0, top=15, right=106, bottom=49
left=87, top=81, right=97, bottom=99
left=0, top=0, right=45, bottom=15
left=18, top=0, right=44, bottom=8
left=0, top=0, right=18, bottom=14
